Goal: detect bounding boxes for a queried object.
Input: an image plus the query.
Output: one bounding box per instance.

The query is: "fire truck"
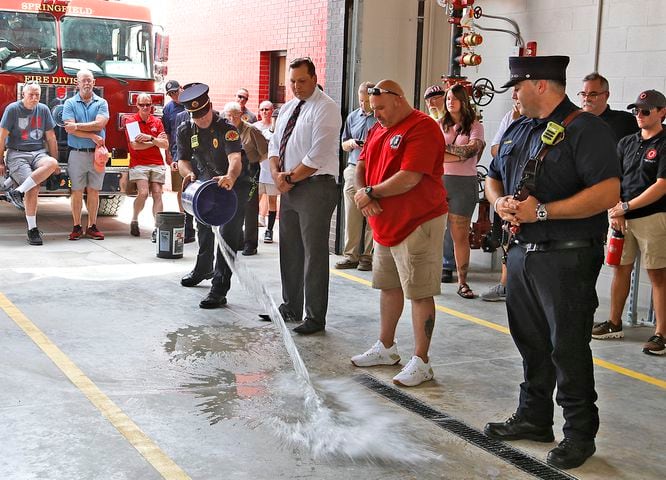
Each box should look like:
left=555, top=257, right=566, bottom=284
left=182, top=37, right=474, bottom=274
left=0, top=0, right=168, bottom=215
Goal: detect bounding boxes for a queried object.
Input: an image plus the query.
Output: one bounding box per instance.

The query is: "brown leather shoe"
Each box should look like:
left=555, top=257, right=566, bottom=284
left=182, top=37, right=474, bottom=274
left=335, top=258, right=358, bottom=269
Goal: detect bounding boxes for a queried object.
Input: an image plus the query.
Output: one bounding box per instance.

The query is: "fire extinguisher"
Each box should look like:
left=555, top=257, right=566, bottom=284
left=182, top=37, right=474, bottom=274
left=605, top=229, right=624, bottom=266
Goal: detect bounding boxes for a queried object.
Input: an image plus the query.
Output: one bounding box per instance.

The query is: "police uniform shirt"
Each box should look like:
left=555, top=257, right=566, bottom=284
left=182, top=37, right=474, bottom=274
left=617, top=127, right=666, bottom=219
left=599, top=106, right=639, bottom=144
left=488, top=97, right=620, bottom=243
left=176, top=111, right=248, bottom=183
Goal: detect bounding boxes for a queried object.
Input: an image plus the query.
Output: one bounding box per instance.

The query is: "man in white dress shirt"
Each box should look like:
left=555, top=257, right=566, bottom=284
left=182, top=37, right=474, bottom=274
left=267, top=57, right=341, bottom=334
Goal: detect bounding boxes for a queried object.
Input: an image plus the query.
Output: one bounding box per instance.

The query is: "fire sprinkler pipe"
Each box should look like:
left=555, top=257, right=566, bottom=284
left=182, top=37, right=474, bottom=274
left=593, top=0, right=604, bottom=71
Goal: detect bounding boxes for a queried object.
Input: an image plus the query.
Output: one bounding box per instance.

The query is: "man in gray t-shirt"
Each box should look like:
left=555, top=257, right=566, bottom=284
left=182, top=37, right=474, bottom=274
left=0, top=82, right=60, bottom=245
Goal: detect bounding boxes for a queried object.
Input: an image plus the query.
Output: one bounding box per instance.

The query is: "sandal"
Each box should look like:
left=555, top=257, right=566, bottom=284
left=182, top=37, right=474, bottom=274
left=457, top=283, right=475, bottom=299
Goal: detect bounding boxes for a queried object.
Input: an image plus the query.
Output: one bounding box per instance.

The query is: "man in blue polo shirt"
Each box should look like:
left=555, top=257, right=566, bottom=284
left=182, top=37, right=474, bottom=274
left=63, top=68, right=109, bottom=240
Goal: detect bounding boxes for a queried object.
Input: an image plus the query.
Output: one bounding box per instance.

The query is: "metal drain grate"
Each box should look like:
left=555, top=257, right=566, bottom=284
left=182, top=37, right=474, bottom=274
left=356, top=374, right=578, bottom=480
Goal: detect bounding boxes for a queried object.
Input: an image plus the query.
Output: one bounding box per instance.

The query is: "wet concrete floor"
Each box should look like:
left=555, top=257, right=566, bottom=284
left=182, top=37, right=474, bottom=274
left=0, top=194, right=663, bottom=480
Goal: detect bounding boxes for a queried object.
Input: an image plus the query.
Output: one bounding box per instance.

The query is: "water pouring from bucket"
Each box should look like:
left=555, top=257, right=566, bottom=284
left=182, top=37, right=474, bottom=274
left=182, top=179, right=238, bottom=227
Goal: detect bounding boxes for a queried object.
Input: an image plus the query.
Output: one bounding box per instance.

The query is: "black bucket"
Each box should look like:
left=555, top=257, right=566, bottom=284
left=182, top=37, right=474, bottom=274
left=155, top=212, right=185, bottom=259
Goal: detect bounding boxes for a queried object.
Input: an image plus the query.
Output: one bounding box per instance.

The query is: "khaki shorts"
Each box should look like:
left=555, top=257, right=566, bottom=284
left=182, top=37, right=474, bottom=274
left=170, top=167, right=183, bottom=192
left=372, top=214, right=447, bottom=300
left=618, top=212, right=666, bottom=269
left=68, top=150, right=104, bottom=190
left=129, top=165, right=166, bottom=184
left=258, top=182, right=279, bottom=196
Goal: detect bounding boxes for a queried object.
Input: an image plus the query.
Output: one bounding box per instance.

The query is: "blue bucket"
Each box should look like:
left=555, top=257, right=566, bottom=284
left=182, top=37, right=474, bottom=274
left=182, top=180, right=238, bottom=227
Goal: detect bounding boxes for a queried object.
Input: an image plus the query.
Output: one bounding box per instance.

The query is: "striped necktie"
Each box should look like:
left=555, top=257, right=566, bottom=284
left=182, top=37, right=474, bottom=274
left=278, top=100, right=306, bottom=171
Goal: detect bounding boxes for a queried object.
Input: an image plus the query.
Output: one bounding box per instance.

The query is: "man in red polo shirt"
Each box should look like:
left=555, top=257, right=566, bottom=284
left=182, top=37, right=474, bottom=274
left=351, top=79, right=448, bottom=387
left=125, top=93, right=169, bottom=241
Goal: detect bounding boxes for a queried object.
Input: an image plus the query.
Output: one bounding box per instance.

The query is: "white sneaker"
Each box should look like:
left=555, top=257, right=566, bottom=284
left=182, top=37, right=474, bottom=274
left=351, top=340, right=400, bottom=367
left=392, top=356, right=433, bottom=387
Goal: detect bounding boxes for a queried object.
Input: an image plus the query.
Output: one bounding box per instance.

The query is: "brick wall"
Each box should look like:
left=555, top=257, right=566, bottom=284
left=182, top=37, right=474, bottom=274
left=159, top=0, right=331, bottom=116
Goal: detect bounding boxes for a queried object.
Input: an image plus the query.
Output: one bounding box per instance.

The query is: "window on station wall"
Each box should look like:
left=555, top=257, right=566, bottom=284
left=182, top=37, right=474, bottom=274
left=270, top=50, right=287, bottom=105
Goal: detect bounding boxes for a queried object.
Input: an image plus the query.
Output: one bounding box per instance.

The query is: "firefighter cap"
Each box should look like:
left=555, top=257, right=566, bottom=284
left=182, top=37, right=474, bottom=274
left=424, top=84, right=445, bottom=100
left=180, top=83, right=211, bottom=118
left=501, top=55, right=569, bottom=89
left=165, top=80, right=180, bottom=93
left=627, top=89, right=666, bottom=110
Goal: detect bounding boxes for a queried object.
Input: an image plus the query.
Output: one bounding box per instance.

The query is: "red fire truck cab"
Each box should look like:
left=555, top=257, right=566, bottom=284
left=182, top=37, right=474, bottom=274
left=0, top=0, right=168, bottom=215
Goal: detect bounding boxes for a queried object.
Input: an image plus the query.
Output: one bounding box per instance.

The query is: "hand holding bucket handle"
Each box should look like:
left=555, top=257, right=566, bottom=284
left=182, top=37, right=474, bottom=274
left=182, top=172, right=196, bottom=192
left=214, top=174, right=236, bottom=191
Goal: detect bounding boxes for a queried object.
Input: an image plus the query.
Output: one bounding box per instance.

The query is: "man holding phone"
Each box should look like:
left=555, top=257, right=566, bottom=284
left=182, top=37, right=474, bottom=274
left=336, top=81, right=377, bottom=271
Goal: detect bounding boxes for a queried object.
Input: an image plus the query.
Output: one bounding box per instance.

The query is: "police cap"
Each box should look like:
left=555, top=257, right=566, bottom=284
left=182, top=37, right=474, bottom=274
left=502, top=55, right=569, bottom=89
left=165, top=80, right=180, bottom=93
left=627, top=89, right=666, bottom=110
left=180, top=83, right=211, bottom=118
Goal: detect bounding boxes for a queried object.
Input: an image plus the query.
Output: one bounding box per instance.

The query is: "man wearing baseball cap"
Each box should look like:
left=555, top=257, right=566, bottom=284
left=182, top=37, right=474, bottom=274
left=484, top=55, right=621, bottom=469
left=162, top=80, right=195, bottom=242
left=594, top=89, right=666, bottom=357
left=423, top=84, right=445, bottom=120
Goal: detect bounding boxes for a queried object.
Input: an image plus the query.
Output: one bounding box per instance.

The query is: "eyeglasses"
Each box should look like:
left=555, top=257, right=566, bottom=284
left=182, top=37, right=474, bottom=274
left=577, top=91, right=607, bottom=99
left=237, top=95, right=248, bottom=101
left=138, top=104, right=152, bottom=108
left=367, top=87, right=401, bottom=97
left=259, top=108, right=272, bottom=111
left=631, top=107, right=654, bottom=117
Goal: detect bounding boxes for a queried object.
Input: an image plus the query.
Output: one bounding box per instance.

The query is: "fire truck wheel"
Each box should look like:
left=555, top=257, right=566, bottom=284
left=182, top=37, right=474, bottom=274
left=98, top=195, right=124, bottom=216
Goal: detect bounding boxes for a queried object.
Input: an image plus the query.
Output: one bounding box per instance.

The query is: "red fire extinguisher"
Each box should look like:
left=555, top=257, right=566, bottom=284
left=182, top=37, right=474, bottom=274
left=606, top=229, right=624, bottom=265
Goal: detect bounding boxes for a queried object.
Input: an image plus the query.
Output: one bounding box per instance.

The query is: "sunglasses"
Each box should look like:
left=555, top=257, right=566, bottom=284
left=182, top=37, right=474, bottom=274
left=138, top=103, right=152, bottom=108
left=237, top=95, right=248, bottom=101
left=367, top=87, right=401, bottom=97
left=631, top=107, right=654, bottom=117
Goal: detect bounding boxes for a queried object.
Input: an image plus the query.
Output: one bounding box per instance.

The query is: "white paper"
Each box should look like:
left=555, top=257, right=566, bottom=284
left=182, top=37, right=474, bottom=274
left=125, top=121, right=141, bottom=141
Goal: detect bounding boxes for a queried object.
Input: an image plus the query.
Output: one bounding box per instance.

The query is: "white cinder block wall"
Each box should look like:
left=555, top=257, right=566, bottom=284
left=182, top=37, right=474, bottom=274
left=473, top=0, right=666, bottom=166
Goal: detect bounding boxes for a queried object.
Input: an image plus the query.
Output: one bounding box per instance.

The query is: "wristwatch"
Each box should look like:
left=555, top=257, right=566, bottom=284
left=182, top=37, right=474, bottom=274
left=621, top=201, right=630, bottom=213
left=536, top=203, right=548, bottom=221
left=285, top=174, right=294, bottom=185
left=364, top=186, right=376, bottom=200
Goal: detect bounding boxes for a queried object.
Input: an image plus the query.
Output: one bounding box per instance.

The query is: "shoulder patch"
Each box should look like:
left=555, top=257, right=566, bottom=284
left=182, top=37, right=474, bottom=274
left=225, top=130, right=240, bottom=142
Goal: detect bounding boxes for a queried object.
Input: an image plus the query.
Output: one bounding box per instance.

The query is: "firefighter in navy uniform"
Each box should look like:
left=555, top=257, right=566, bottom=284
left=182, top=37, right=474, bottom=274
left=176, top=84, right=251, bottom=309
left=483, top=56, right=621, bottom=470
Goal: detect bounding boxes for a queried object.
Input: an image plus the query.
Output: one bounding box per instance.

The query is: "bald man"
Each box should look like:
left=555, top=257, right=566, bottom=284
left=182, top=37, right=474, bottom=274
left=350, top=80, right=448, bottom=387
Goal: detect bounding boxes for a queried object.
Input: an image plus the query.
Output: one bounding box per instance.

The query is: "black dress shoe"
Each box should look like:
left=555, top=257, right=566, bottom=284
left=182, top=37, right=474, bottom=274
left=181, top=270, right=214, bottom=287
left=547, top=438, right=595, bottom=470
left=242, top=247, right=258, bottom=256
left=441, top=269, right=454, bottom=283
left=293, top=318, right=325, bottom=335
left=484, top=413, right=554, bottom=442
left=199, top=292, right=227, bottom=309
left=278, top=304, right=299, bottom=322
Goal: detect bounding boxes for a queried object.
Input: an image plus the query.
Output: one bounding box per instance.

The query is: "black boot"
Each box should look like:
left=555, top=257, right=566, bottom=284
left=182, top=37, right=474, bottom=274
left=484, top=413, right=554, bottom=442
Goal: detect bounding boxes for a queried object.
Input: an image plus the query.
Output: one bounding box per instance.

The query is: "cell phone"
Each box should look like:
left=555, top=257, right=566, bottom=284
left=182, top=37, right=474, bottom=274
left=356, top=139, right=364, bottom=146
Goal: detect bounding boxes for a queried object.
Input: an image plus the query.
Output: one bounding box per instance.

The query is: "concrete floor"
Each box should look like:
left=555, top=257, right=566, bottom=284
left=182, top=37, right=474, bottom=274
left=0, top=193, right=663, bottom=480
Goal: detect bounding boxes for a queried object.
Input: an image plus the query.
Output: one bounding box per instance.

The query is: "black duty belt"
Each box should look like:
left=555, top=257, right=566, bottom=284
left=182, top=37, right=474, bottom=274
left=295, top=174, right=335, bottom=186
left=512, top=238, right=601, bottom=252
left=70, top=147, right=96, bottom=152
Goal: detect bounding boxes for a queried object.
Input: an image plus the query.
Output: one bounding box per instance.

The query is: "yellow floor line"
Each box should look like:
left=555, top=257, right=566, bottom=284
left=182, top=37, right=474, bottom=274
left=331, top=269, right=665, bottom=390
left=0, top=293, right=191, bottom=480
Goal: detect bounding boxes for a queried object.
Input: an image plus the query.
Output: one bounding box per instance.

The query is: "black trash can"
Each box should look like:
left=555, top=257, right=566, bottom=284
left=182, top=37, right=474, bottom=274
left=155, top=212, right=185, bottom=259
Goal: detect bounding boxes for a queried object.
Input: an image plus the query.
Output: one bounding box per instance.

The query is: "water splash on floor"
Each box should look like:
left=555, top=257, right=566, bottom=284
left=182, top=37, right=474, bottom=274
left=213, top=229, right=441, bottom=464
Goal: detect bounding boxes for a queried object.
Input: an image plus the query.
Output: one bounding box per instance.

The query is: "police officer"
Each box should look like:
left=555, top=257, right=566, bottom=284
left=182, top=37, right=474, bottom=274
left=484, top=56, right=621, bottom=470
left=176, top=84, right=250, bottom=309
